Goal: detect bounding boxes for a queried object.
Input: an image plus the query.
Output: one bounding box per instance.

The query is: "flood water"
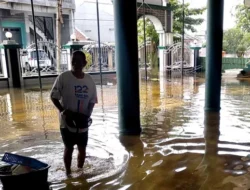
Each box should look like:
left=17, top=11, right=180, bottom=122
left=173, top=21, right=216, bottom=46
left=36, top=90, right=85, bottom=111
left=1, top=73, right=250, bottom=189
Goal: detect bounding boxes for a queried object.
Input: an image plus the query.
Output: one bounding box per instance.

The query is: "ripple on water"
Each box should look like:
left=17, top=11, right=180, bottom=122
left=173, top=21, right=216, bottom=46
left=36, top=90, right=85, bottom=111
left=1, top=76, right=250, bottom=189
left=0, top=139, right=129, bottom=189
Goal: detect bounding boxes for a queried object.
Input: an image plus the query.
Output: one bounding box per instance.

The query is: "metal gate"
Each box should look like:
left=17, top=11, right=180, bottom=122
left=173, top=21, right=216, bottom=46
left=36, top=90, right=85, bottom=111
left=20, top=40, right=68, bottom=76
left=82, top=42, right=115, bottom=72
left=163, top=42, right=195, bottom=74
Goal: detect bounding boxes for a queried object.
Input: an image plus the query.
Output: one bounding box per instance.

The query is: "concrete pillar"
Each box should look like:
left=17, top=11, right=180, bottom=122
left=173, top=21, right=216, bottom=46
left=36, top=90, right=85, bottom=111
left=194, top=48, right=201, bottom=70
left=63, top=42, right=84, bottom=71
left=114, top=0, right=141, bottom=135
left=190, top=49, right=195, bottom=68
left=165, top=33, right=173, bottom=45
left=190, top=46, right=202, bottom=70
left=108, top=50, right=113, bottom=69
left=1, top=44, right=23, bottom=88
left=66, top=48, right=71, bottom=70
left=69, top=10, right=75, bottom=35
left=0, top=48, right=8, bottom=78
left=205, top=0, right=224, bottom=111
left=158, top=32, right=173, bottom=73
left=158, top=7, right=174, bottom=74
left=0, top=18, right=2, bottom=43
left=24, top=12, right=30, bottom=47
left=158, top=46, right=166, bottom=72
left=158, top=31, right=166, bottom=73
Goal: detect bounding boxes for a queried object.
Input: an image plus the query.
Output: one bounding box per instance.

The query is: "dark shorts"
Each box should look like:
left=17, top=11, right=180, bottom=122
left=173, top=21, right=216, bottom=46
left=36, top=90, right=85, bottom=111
left=60, top=128, right=88, bottom=148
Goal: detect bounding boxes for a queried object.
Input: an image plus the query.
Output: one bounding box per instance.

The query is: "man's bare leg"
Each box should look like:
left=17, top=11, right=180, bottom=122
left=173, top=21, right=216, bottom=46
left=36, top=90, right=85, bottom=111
left=77, top=145, right=86, bottom=169
left=64, top=147, right=74, bottom=175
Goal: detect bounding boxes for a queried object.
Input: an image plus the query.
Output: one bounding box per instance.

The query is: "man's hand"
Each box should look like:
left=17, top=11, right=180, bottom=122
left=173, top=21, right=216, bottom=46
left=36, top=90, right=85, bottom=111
left=61, top=109, right=74, bottom=119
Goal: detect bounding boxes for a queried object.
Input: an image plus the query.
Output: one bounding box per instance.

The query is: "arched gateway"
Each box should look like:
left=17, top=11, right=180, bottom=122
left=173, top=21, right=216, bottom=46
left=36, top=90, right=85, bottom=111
left=137, top=1, right=174, bottom=72
left=111, top=0, right=174, bottom=72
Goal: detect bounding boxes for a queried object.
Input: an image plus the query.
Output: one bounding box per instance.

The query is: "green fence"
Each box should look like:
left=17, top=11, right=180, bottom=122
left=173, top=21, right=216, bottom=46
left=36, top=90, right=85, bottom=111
left=200, top=57, right=250, bottom=71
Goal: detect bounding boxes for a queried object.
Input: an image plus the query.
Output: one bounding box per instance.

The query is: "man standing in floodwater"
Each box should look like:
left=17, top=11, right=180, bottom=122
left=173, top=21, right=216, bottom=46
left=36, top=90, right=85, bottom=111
left=50, top=51, right=97, bottom=175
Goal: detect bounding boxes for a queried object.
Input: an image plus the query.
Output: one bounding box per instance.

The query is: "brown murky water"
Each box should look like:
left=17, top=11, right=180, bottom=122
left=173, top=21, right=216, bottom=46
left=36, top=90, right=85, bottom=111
left=1, top=73, right=250, bottom=190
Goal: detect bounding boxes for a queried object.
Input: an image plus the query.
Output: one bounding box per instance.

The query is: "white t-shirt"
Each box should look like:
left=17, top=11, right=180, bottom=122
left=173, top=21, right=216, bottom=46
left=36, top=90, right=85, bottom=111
left=50, top=71, right=98, bottom=133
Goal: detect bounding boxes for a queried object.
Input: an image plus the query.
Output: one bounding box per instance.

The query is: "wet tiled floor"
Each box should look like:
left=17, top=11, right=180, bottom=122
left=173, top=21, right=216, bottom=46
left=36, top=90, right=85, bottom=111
left=1, top=73, right=250, bottom=189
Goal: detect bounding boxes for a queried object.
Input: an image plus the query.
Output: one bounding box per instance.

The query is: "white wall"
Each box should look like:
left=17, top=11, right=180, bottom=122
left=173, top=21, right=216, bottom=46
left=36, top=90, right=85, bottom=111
left=75, top=0, right=115, bottom=43
left=2, top=0, right=75, bottom=9
left=137, top=0, right=163, bottom=5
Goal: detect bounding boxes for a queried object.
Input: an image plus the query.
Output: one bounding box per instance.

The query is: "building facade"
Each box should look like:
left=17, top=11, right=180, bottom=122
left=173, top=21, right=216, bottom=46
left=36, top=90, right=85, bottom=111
left=0, top=0, right=75, bottom=48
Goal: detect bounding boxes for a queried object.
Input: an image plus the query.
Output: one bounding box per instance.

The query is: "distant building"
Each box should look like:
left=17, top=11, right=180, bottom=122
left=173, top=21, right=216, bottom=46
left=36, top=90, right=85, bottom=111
left=75, top=28, right=90, bottom=41
left=75, top=0, right=115, bottom=43
left=74, top=0, right=167, bottom=43
left=0, top=0, right=75, bottom=48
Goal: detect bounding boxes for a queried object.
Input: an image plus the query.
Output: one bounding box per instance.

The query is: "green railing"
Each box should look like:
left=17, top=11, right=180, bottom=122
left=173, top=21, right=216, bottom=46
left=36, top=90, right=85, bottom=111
left=200, top=57, right=250, bottom=71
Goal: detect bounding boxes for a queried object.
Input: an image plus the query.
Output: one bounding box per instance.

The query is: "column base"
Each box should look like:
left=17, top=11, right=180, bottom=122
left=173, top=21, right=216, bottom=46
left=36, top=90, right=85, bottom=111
left=204, top=107, right=221, bottom=112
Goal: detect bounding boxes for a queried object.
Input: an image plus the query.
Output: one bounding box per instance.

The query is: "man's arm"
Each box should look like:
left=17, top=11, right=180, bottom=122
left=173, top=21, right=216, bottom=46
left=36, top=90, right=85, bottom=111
left=51, top=98, right=74, bottom=118
left=51, top=98, right=64, bottom=113
left=50, top=75, right=64, bottom=113
left=88, top=78, right=97, bottom=117
left=87, top=103, right=95, bottom=117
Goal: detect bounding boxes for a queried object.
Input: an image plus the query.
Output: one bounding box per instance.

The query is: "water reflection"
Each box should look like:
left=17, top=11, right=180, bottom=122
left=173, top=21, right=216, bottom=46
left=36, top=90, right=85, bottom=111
left=199, top=112, right=221, bottom=190
left=1, top=74, right=250, bottom=189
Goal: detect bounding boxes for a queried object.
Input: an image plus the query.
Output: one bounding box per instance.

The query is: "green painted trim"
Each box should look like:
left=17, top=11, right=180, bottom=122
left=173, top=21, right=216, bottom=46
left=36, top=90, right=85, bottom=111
left=63, top=44, right=84, bottom=49
left=204, top=107, right=221, bottom=112
left=0, top=44, right=21, bottom=49
left=137, top=3, right=173, bottom=10
left=158, top=46, right=169, bottom=49
left=63, top=44, right=71, bottom=49
left=190, top=47, right=202, bottom=50
left=200, top=57, right=250, bottom=72
left=1, top=21, right=26, bottom=48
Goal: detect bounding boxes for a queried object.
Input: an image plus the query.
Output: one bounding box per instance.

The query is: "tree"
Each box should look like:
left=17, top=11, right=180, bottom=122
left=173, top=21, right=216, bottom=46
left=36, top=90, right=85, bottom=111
left=223, top=28, right=244, bottom=54
left=82, top=51, right=92, bottom=69
left=235, top=4, right=250, bottom=33
left=236, top=45, right=246, bottom=57
left=137, top=0, right=206, bottom=48
left=240, top=32, right=250, bottom=49
left=137, top=18, right=159, bottom=52
left=169, top=0, right=206, bottom=34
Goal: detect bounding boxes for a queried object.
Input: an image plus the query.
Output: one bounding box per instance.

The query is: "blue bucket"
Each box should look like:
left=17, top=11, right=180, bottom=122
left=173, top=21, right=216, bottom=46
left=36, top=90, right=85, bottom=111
left=0, top=153, right=50, bottom=190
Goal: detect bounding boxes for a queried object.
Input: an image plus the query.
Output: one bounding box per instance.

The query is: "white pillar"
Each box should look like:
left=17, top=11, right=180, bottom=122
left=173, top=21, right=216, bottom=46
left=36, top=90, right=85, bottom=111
left=159, top=49, right=165, bottom=72
left=158, top=31, right=166, bottom=73
left=165, top=33, right=173, bottom=46
left=6, top=50, right=12, bottom=87
left=67, top=49, right=71, bottom=70
left=190, top=49, right=195, bottom=68
left=17, top=50, right=24, bottom=87
left=108, top=50, right=113, bottom=68
left=1, top=49, right=8, bottom=78
left=69, top=10, right=75, bottom=35
left=24, top=12, right=30, bottom=48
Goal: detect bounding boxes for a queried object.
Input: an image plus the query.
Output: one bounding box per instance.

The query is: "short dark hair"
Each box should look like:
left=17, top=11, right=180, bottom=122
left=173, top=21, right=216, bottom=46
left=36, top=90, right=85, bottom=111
left=72, top=51, right=86, bottom=64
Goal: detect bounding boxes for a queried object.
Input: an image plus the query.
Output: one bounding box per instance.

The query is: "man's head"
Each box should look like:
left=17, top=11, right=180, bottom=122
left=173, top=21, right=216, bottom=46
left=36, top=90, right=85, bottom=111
left=71, top=51, right=87, bottom=72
